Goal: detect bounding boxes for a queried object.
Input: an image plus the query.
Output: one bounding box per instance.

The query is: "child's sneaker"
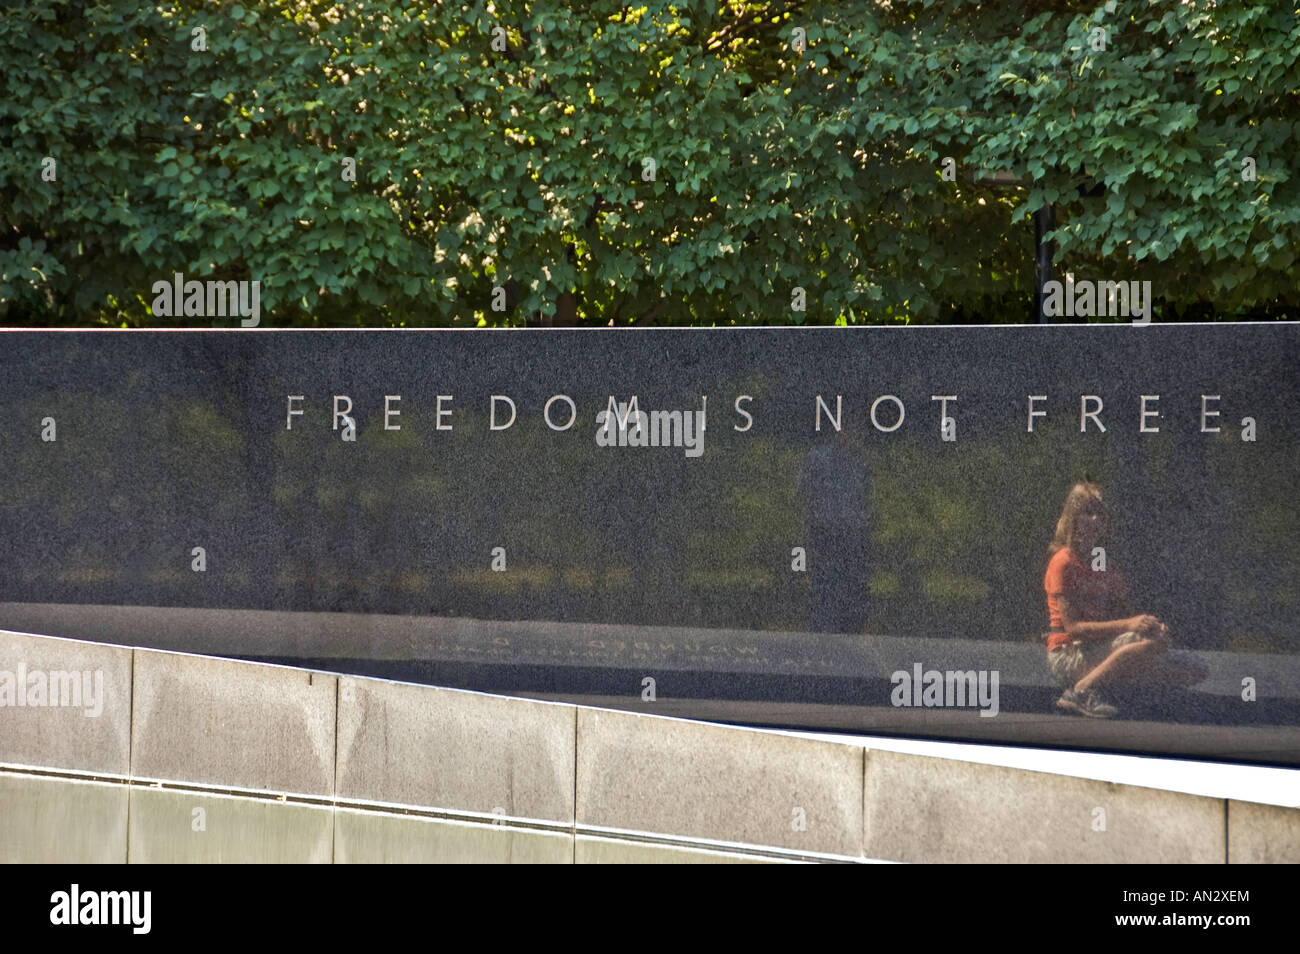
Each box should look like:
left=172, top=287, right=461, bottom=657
left=1056, top=687, right=1119, bottom=719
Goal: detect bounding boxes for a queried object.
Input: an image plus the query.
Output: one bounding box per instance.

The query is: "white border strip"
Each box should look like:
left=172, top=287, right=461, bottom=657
left=779, top=729, right=1300, bottom=808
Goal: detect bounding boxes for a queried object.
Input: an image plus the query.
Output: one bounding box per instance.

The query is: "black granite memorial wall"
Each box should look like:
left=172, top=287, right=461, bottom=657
left=0, top=327, right=1296, bottom=766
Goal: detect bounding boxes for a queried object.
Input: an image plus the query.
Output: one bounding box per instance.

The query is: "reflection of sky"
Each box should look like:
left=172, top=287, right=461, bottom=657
left=783, top=729, right=1300, bottom=808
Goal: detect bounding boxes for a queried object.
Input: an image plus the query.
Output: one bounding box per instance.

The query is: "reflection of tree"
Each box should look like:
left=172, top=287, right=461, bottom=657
left=0, top=340, right=1295, bottom=654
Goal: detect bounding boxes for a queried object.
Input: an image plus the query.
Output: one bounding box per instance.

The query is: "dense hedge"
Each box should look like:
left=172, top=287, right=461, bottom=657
left=2, top=1, right=1298, bottom=325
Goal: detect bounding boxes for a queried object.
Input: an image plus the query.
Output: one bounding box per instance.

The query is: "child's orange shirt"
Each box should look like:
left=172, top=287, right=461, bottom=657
left=1044, top=547, right=1129, bottom=651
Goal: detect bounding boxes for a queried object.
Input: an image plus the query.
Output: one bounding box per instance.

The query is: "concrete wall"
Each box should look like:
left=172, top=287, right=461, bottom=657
left=0, top=629, right=1292, bottom=863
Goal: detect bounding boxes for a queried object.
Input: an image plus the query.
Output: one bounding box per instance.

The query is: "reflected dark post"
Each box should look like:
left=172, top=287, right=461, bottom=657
left=798, top=428, right=869, bottom=634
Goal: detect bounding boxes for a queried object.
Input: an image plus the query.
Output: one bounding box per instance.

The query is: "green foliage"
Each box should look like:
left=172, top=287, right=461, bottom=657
left=2, top=0, right=1298, bottom=325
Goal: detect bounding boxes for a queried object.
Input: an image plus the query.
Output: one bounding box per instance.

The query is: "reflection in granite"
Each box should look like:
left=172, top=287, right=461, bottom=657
left=0, top=328, right=1296, bottom=766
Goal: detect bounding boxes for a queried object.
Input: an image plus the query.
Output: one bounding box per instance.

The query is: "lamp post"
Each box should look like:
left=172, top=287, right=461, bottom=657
left=974, top=167, right=1055, bottom=324
left=1033, top=203, right=1055, bottom=324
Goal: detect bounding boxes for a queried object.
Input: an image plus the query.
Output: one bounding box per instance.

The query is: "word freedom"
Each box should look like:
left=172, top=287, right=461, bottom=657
left=284, top=393, right=1248, bottom=441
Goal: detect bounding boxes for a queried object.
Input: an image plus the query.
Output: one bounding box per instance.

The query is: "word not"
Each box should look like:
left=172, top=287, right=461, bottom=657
left=890, top=663, right=1000, bottom=717
left=150, top=272, right=260, bottom=327
left=50, top=884, right=151, bottom=934
left=0, top=664, right=103, bottom=717
left=595, top=398, right=706, bottom=458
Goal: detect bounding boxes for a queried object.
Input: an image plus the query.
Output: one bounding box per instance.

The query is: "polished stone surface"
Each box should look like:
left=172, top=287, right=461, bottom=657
left=334, top=809, right=573, bottom=864
left=0, top=327, right=1296, bottom=766
left=7, top=603, right=1297, bottom=764
left=128, top=785, right=333, bottom=863
left=0, top=770, right=128, bottom=863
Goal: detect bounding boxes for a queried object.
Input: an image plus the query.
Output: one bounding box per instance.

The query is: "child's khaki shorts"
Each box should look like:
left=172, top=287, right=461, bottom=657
left=1048, top=631, right=1144, bottom=688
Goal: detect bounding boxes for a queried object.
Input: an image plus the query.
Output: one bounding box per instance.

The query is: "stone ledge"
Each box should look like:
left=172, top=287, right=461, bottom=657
left=130, top=649, right=336, bottom=796
left=576, top=707, right=864, bottom=856
left=864, top=749, right=1224, bottom=864
left=335, top=676, right=575, bottom=823
left=2, top=629, right=1292, bottom=863
left=1227, top=799, right=1300, bottom=864
left=0, top=629, right=132, bottom=776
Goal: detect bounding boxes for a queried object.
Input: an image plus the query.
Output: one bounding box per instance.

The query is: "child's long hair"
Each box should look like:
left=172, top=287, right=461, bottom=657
left=1048, top=481, right=1106, bottom=558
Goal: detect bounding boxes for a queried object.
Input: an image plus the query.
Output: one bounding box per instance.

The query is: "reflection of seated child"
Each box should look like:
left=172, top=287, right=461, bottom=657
left=1044, top=481, right=1208, bottom=719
